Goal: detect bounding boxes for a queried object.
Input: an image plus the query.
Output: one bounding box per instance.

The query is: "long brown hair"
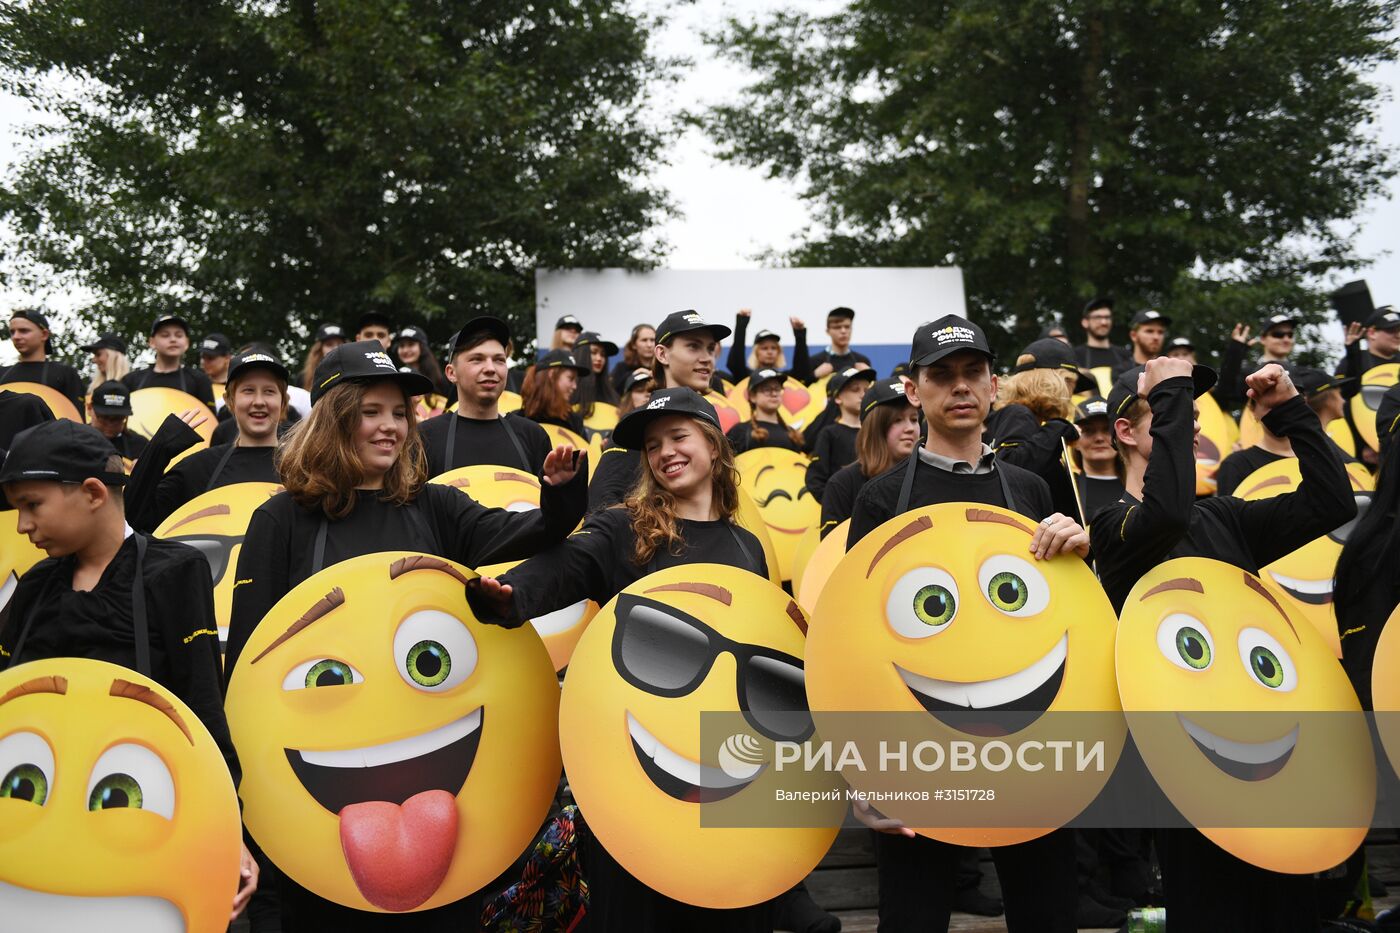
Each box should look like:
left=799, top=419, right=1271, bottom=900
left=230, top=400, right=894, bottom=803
left=621, top=324, right=655, bottom=369
left=521, top=365, right=575, bottom=424
left=623, top=419, right=740, bottom=566
left=301, top=341, right=331, bottom=392
left=277, top=379, right=428, bottom=519
left=857, top=401, right=915, bottom=478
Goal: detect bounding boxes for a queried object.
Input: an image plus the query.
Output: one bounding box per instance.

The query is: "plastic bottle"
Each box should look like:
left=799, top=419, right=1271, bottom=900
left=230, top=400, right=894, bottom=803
left=1127, top=907, right=1166, bottom=932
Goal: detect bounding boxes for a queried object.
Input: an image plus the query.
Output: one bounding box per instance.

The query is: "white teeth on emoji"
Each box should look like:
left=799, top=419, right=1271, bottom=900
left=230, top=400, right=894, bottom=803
left=1177, top=715, right=1299, bottom=767
left=897, top=634, right=1067, bottom=709
left=627, top=712, right=763, bottom=789
left=295, top=708, right=482, bottom=769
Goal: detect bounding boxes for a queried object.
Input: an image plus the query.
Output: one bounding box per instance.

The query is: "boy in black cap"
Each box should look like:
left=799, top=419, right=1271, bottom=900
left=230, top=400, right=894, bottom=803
left=88, top=380, right=149, bottom=461
left=1113, top=308, right=1169, bottom=380
left=810, top=306, right=871, bottom=378
left=726, top=308, right=813, bottom=383
left=849, top=314, right=1087, bottom=933
left=122, top=313, right=216, bottom=408
left=418, top=316, right=553, bottom=476
left=1074, top=297, right=1131, bottom=374
left=354, top=310, right=394, bottom=349
left=804, top=366, right=876, bottom=500
left=199, top=332, right=233, bottom=389
left=0, top=419, right=257, bottom=916
left=1, top=308, right=86, bottom=415
left=1216, top=312, right=1298, bottom=410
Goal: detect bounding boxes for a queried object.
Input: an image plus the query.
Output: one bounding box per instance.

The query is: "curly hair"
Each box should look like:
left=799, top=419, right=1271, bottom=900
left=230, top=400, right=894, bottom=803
left=623, top=419, right=740, bottom=566
left=996, top=367, right=1074, bottom=423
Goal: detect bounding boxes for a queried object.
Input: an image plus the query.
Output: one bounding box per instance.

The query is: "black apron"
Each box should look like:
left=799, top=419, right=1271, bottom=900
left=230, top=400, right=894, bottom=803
left=0, top=360, right=51, bottom=389
left=895, top=448, right=1020, bottom=514
left=310, top=504, right=441, bottom=575
left=444, top=413, right=530, bottom=473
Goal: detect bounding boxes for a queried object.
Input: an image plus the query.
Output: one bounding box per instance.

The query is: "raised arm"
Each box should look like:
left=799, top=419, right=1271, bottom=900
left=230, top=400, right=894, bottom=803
left=726, top=310, right=752, bottom=381
left=788, top=317, right=812, bottom=383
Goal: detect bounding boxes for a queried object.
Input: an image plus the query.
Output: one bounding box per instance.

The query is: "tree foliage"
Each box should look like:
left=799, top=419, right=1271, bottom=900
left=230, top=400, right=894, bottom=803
left=702, top=0, right=1398, bottom=362
left=0, top=0, right=674, bottom=357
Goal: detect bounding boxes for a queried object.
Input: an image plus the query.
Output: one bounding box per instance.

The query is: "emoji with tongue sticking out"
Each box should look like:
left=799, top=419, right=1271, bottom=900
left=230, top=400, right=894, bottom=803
left=559, top=563, right=842, bottom=908
left=225, top=552, right=561, bottom=912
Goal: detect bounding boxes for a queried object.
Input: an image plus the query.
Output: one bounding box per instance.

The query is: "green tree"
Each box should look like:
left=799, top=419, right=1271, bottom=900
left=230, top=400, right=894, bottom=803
left=701, top=0, right=1398, bottom=363
left=0, top=0, right=674, bottom=360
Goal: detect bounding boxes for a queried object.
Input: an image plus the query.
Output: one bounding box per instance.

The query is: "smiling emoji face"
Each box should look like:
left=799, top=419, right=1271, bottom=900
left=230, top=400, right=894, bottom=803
left=736, top=448, right=819, bottom=581
left=1351, top=363, right=1400, bottom=449
left=225, top=552, right=561, bottom=912
left=805, top=503, right=1124, bottom=846
left=0, top=657, right=241, bottom=932
left=1117, top=557, right=1373, bottom=873
left=560, top=563, right=841, bottom=908
left=153, top=482, right=282, bottom=655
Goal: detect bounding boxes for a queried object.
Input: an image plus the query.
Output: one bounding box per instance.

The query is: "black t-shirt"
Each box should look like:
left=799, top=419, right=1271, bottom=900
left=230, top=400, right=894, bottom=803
left=122, top=366, right=216, bottom=408
left=107, top=430, right=149, bottom=461
left=801, top=400, right=841, bottom=455
left=418, top=411, right=552, bottom=477
left=225, top=475, right=586, bottom=676
left=805, top=423, right=858, bottom=502
left=589, top=445, right=643, bottom=511
left=819, top=462, right=870, bottom=538
left=137, top=444, right=280, bottom=531
left=1076, top=473, right=1125, bottom=524
left=0, top=535, right=237, bottom=784
left=0, top=388, right=54, bottom=448
left=1214, top=438, right=1356, bottom=497
left=0, top=360, right=86, bottom=416
left=726, top=419, right=801, bottom=454
left=1091, top=382, right=1355, bottom=612
left=810, top=349, right=872, bottom=376
left=1074, top=345, right=1131, bottom=373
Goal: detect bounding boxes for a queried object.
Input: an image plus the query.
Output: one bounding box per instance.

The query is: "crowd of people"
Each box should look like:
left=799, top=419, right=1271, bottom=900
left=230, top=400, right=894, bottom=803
left=0, top=295, right=1397, bottom=933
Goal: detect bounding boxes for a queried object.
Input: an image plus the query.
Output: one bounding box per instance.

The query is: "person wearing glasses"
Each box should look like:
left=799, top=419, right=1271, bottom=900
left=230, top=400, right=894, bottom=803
left=1216, top=312, right=1299, bottom=412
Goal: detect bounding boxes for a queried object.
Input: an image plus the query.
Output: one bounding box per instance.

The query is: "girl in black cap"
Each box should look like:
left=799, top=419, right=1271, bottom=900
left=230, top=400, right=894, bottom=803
left=610, top=323, right=657, bottom=394
left=522, top=348, right=590, bottom=437
left=391, top=326, right=451, bottom=399
left=615, top=368, right=654, bottom=418
left=299, top=323, right=346, bottom=392
left=727, top=368, right=804, bottom=454
left=223, top=340, right=587, bottom=930
left=818, top=378, right=920, bottom=538
left=804, top=367, right=877, bottom=499
left=81, top=332, right=131, bottom=394
left=573, top=331, right=621, bottom=420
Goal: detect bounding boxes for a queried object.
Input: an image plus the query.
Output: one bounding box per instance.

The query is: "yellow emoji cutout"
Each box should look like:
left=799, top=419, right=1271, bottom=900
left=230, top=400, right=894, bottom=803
left=225, top=552, right=561, bottom=912
left=705, top=390, right=747, bottom=434
left=0, top=511, right=46, bottom=619
left=796, top=519, right=851, bottom=616
left=790, top=524, right=820, bottom=600
left=1239, top=402, right=1264, bottom=450
left=805, top=503, right=1124, bottom=846
left=1368, top=604, right=1400, bottom=780
left=540, top=422, right=587, bottom=454
left=153, top=482, right=282, bottom=654
left=1327, top=417, right=1357, bottom=457
left=727, top=375, right=827, bottom=432
left=445, top=390, right=521, bottom=415
left=1195, top=391, right=1232, bottom=495
left=560, top=563, right=842, bottom=907
left=1088, top=366, right=1113, bottom=397
left=129, top=389, right=215, bottom=469
left=581, top=401, right=618, bottom=433
left=0, top=657, right=241, bottom=931
left=1351, top=363, right=1400, bottom=450
left=2, top=382, right=81, bottom=423
left=1234, top=460, right=1375, bottom=657
left=430, top=466, right=599, bottom=671
left=735, top=448, right=819, bottom=582
left=1116, top=557, right=1373, bottom=873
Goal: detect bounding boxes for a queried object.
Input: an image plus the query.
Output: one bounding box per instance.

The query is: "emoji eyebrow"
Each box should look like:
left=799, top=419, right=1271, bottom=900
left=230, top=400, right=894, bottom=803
left=1238, top=475, right=1291, bottom=498
left=110, top=679, right=192, bottom=745
left=785, top=599, right=808, bottom=635
left=166, top=504, right=231, bottom=533
left=1244, top=573, right=1299, bottom=641
left=251, top=587, right=346, bottom=664
left=867, top=515, right=933, bottom=578
left=965, top=508, right=1033, bottom=535
left=494, top=471, right=540, bottom=487
left=388, top=555, right=473, bottom=586
left=0, top=675, right=67, bottom=708
left=756, top=465, right=774, bottom=481
left=1141, top=578, right=1203, bottom=600
left=643, top=582, right=732, bottom=605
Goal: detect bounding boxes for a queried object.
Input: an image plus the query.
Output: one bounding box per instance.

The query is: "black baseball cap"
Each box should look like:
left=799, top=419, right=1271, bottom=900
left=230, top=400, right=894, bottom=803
left=1167, top=336, right=1196, bottom=352
left=1129, top=309, right=1171, bottom=328
left=395, top=326, right=429, bottom=347
left=90, top=380, right=133, bottom=417
left=1291, top=367, right=1353, bottom=398
left=0, top=420, right=128, bottom=491
left=1073, top=395, right=1110, bottom=425
left=355, top=311, right=394, bottom=333
left=908, top=315, right=993, bottom=368
left=574, top=331, right=619, bottom=357
left=1367, top=306, right=1400, bottom=331
left=10, top=309, right=50, bottom=331
left=860, top=379, right=913, bottom=421
left=1038, top=322, right=1068, bottom=341
left=753, top=328, right=782, bottom=343
left=1377, top=383, right=1400, bottom=450
left=1013, top=338, right=1097, bottom=393
left=889, top=362, right=910, bottom=380
left=151, top=313, right=191, bottom=336
left=310, top=340, right=433, bottom=404
left=611, top=387, right=722, bottom=450
left=1106, top=363, right=1218, bottom=419
left=748, top=367, right=786, bottom=391
left=1260, top=313, right=1299, bottom=333
left=554, top=314, right=583, bottom=332
left=315, top=323, right=346, bottom=342
left=448, top=316, right=512, bottom=354
left=621, top=368, right=654, bottom=394
left=1083, top=297, right=1114, bottom=316
left=80, top=332, right=127, bottom=354
left=828, top=366, right=877, bottom=397
left=536, top=348, right=591, bottom=374
left=827, top=307, right=855, bottom=322
left=655, top=310, right=732, bottom=345
left=199, top=333, right=233, bottom=357
left=228, top=349, right=290, bottom=385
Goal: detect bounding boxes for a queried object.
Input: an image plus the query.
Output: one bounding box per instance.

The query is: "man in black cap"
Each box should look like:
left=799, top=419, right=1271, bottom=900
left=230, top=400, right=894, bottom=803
left=199, top=332, right=234, bottom=390
left=122, top=313, right=216, bottom=408
left=1337, top=305, right=1400, bottom=386
left=354, top=310, right=394, bottom=349
left=1, top=308, right=86, bottom=415
left=419, top=316, right=553, bottom=476
left=1113, top=308, right=1169, bottom=380
left=810, top=306, right=871, bottom=378
left=1074, top=297, right=1132, bottom=375
left=1216, top=312, right=1299, bottom=411
left=849, top=314, right=1086, bottom=933
left=89, top=380, right=149, bottom=461
left=805, top=366, right=877, bottom=500
left=726, top=308, right=813, bottom=383
left=0, top=419, right=257, bottom=916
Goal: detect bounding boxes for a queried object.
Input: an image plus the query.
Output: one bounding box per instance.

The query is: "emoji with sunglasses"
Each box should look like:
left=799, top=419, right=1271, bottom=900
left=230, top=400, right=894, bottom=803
left=1350, top=362, right=1399, bottom=450
left=1116, top=557, right=1373, bottom=873
left=0, top=657, right=242, bottom=931
left=735, top=448, right=820, bottom=582
left=154, top=482, right=282, bottom=655
left=559, top=563, right=842, bottom=908
left=1233, top=460, right=1374, bottom=657
left=806, top=503, right=1124, bottom=846
left=225, top=552, right=561, bottom=912
left=432, top=465, right=599, bottom=670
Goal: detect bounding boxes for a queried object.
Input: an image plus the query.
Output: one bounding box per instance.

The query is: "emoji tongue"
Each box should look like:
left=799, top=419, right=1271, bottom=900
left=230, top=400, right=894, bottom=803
left=339, top=790, right=458, bottom=911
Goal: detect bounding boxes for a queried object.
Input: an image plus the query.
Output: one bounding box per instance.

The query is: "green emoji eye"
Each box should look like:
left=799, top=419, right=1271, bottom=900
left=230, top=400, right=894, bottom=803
left=1158, top=614, right=1215, bottom=672
left=306, top=659, right=355, bottom=688
left=1250, top=646, right=1284, bottom=688
left=912, top=584, right=956, bottom=628
left=986, top=571, right=1029, bottom=612
left=977, top=555, right=1050, bottom=617
left=1, top=763, right=48, bottom=805
left=88, top=773, right=143, bottom=810
left=406, top=640, right=451, bottom=687
left=1237, top=628, right=1296, bottom=691
left=1176, top=628, right=1211, bottom=669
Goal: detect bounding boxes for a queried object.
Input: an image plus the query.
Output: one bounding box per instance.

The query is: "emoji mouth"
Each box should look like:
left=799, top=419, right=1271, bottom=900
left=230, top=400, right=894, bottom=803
left=1265, top=570, right=1332, bottom=606
left=0, top=882, right=184, bottom=932
left=896, top=634, right=1067, bottom=737
left=531, top=599, right=591, bottom=637
left=1178, top=715, right=1299, bottom=782
left=627, top=712, right=763, bottom=803
left=286, top=707, right=483, bottom=813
